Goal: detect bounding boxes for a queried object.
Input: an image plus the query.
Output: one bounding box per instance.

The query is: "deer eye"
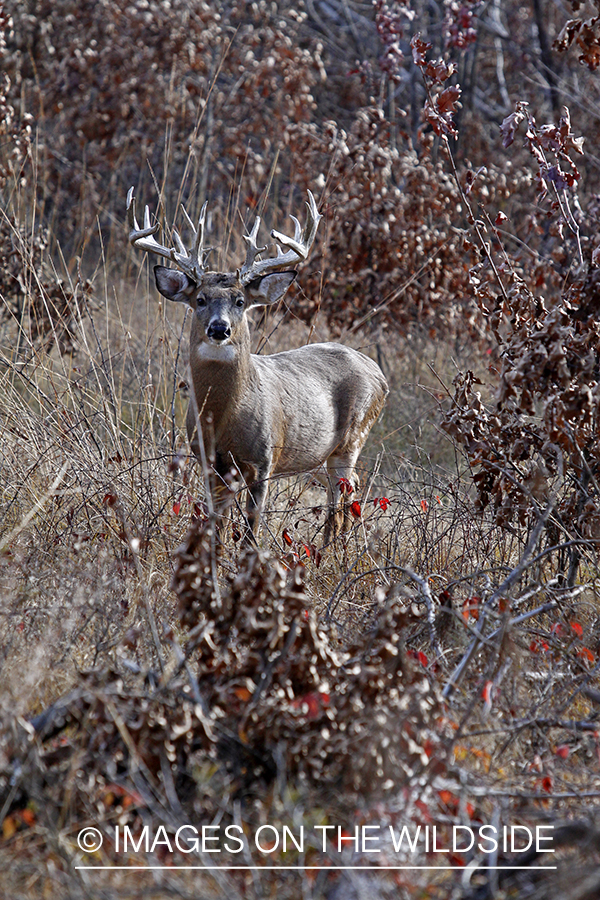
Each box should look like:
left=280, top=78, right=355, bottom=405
left=235, top=296, right=244, bottom=308
left=196, top=295, right=207, bottom=308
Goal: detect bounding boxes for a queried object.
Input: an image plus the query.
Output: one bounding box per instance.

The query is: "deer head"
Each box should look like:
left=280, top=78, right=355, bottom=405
left=127, top=188, right=321, bottom=349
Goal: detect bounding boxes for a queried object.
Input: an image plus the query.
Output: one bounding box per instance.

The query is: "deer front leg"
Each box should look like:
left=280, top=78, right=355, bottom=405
left=186, top=402, right=203, bottom=460
left=185, top=403, right=233, bottom=540
left=323, top=453, right=360, bottom=546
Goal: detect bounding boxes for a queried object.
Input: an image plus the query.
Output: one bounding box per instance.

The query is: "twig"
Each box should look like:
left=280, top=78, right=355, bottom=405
left=487, top=600, right=558, bottom=638
left=0, top=462, right=68, bottom=553
left=170, top=307, right=189, bottom=454
left=403, top=567, right=443, bottom=660
left=443, top=499, right=554, bottom=698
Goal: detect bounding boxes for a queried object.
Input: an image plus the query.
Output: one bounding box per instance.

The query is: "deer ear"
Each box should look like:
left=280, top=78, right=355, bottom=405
left=246, top=271, right=297, bottom=307
left=154, top=266, right=197, bottom=304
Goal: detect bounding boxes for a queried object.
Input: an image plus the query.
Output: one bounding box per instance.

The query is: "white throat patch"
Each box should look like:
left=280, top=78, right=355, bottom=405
left=195, top=342, right=238, bottom=363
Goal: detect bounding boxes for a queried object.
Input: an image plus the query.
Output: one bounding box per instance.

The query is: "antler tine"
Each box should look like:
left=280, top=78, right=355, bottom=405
left=239, top=190, right=322, bottom=284
left=127, top=187, right=209, bottom=281
left=180, top=201, right=212, bottom=271
left=270, top=213, right=304, bottom=258
left=240, top=215, right=268, bottom=276
left=127, top=187, right=175, bottom=262
left=275, top=190, right=321, bottom=260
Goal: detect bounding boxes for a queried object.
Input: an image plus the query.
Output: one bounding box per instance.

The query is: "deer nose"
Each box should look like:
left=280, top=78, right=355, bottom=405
left=207, top=321, right=231, bottom=342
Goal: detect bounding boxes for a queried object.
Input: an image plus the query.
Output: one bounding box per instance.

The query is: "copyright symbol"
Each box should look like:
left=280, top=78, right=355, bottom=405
left=77, top=827, right=103, bottom=853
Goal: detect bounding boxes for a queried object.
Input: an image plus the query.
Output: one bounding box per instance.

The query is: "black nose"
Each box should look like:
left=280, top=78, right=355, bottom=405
left=207, top=322, right=231, bottom=341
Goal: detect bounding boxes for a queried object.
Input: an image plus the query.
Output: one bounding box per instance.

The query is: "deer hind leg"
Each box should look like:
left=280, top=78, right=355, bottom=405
left=244, top=471, right=269, bottom=544
left=323, top=449, right=361, bottom=546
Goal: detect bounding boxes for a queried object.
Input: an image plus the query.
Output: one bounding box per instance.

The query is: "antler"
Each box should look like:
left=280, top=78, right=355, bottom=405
left=239, top=190, right=322, bottom=284
left=127, top=187, right=210, bottom=283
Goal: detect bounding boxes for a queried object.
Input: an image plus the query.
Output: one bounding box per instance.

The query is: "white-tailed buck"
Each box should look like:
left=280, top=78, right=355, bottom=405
left=127, top=187, right=388, bottom=544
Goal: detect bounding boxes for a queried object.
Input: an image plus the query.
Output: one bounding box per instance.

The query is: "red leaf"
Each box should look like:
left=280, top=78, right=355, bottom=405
left=424, top=59, right=456, bottom=83
left=415, top=799, right=433, bottom=822
left=338, top=477, right=354, bottom=495
left=191, top=501, right=208, bottom=521
left=408, top=649, right=429, bottom=668
left=437, top=85, right=461, bottom=114
left=350, top=500, right=362, bottom=518
left=291, top=691, right=330, bottom=719
left=555, top=744, right=570, bottom=759
left=570, top=621, right=583, bottom=637
left=495, top=211, right=508, bottom=225
left=577, top=646, right=595, bottom=664
left=373, top=496, right=390, bottom=510
left=102, top=493, right=117, bottom=507
left=282, top=528, right=294, bottom=547
left=172, top=501, right=181, bottom=515
left=233, top=686, right=252, bottom=702
left=469, top=596, right=482, bottom=621
left=420, top=499, right=428, bottom=512
left=438, top=790, right=458, bottom=811
left=410, top=34, right=432, bottom=68
left=500, top=102, right=529, bottom=148
left=20, top=808, right=36, bottom=826
left=542, top=775, right=553, bottom=793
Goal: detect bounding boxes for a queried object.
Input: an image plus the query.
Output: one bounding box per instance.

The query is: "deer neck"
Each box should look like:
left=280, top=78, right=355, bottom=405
left=189, top=319, right=253, bottom=433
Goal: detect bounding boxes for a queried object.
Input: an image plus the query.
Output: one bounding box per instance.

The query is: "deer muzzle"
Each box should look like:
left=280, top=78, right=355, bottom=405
left=206, top=320, right=232, bottom=342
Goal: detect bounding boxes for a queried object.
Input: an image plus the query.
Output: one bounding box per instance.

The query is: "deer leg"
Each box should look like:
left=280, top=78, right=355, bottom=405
left=185, top=402, right=232, bottom=539
left=245, top=470, right=269, bottom=543
left=185, top=402, right=222, bottom=539
left=323, top=452, right=360, bottom=546
left=184, top=403, right=199, bottom=462
left=211, top=463, right=233, bottom=541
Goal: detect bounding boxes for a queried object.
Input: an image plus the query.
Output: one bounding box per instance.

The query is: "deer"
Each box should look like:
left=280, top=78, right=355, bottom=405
left=127, top=186, right=388, bottom=545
